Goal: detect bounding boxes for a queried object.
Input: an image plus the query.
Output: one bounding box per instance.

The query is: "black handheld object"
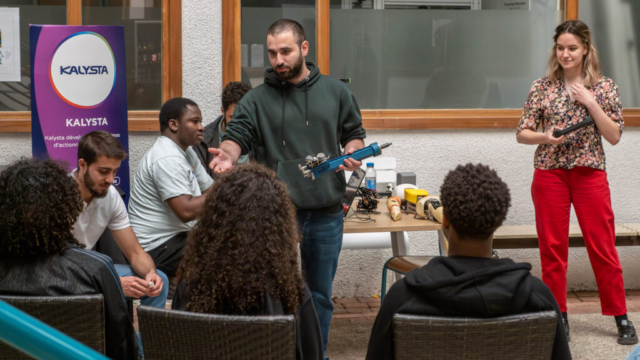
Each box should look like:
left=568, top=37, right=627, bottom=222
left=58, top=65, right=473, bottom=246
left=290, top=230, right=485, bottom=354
left=553, top=117, right=594, bottom=138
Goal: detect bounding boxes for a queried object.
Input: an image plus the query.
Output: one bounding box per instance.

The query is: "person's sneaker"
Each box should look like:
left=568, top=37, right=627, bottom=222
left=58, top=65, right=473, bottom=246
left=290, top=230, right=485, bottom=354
left=617, top=320, right=639, bottom=345
left=563, top=317, right=570, bottom=343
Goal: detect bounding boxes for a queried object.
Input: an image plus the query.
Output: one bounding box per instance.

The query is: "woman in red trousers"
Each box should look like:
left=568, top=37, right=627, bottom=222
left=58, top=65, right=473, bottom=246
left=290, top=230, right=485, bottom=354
left=516, top=20, right=636, bottom=346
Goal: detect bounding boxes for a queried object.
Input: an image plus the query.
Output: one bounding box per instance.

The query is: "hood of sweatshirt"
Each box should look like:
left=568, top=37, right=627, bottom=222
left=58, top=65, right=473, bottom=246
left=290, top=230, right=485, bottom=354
left=405, top=256, right=534, bottom=317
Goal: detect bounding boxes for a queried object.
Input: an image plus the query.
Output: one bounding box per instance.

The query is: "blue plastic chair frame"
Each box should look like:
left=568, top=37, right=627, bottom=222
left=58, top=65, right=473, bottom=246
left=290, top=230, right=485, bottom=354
left=0, top=299, right=108, bottom=360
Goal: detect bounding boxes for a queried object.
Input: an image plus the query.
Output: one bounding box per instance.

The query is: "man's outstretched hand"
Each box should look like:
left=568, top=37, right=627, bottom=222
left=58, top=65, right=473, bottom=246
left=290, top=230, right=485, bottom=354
left=208, top=148, right=234, bottom=174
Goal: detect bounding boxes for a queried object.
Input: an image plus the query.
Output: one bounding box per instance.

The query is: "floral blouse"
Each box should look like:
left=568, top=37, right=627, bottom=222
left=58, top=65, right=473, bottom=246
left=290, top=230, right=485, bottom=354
left=517, top=76, right=623, bottom=171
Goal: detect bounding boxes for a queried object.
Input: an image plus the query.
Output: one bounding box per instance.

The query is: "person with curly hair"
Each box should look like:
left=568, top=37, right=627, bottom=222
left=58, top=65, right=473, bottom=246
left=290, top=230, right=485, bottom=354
left=0, top=158, right=138, bottom=360
left=195, top=81, right=253, bottom=178
left=366, top=163, right=570, bottom=360
left=172, top=163, right=323, bottom=360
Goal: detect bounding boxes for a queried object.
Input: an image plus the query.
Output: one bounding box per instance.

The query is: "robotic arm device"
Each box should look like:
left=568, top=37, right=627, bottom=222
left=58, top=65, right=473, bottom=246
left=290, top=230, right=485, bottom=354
left=299, top=142, right=392, bottom=180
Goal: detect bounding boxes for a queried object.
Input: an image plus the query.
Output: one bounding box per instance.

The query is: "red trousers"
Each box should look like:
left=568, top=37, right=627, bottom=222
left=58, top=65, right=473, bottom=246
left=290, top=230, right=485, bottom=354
left=532, top=167, right=626, bottom=315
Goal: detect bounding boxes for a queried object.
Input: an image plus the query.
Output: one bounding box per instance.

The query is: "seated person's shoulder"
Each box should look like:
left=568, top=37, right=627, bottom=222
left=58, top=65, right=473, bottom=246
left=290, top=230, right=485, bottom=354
left=526, top=271, right=557, bottom=299
left=151, top=153, right=193, bottom=180
left=144, top=137, right=185, bottom=165
left=63, top=245, right=117, bottom=272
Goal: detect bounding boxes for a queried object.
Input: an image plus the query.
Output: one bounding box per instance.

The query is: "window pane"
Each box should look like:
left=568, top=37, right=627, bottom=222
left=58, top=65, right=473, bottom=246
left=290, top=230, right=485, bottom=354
left=0, top=2, right=66, bottom=111
left=580, top=0, right=640, bottom=107
left=241, top=0, right=315, bottom=88
left=330, top=1, right=563, bottom=109
left=82, top=0, right=162, bottom=111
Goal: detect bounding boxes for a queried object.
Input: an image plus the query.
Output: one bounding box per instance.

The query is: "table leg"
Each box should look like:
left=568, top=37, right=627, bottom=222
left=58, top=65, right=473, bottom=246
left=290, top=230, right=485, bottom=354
left=438, top=229, right=448, bottom=256
left=391, top=231, right=406, bottom=281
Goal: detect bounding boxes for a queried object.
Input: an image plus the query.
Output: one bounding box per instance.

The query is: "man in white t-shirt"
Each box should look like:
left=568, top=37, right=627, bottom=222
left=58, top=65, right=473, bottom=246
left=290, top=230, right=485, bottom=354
left=72, top=130, right=168, bottom=308
left=129, top=98, right=214, bottom=277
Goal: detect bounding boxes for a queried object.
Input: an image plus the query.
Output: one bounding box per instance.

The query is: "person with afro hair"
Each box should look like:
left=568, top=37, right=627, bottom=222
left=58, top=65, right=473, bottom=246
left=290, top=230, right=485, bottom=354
left=0, top=158, right=138, bottom=360
left=172, top=163, right=323, bottom=360
left=366, top=163, right=570, bottom=360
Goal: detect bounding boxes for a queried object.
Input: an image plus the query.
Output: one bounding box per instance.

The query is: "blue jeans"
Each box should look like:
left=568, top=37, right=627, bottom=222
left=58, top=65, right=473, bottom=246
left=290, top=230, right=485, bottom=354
left=627, top=344, right=640, bottom=360
left=114, top=264, right=169, bottom=308
left=297, top=209, right=344, bottom=355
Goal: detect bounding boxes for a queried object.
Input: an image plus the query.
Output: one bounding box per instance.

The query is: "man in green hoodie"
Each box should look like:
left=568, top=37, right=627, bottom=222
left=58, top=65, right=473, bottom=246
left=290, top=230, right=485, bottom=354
left=209, top=19, right=366, bottom=355
left=366, top=163, right=571, bottom=359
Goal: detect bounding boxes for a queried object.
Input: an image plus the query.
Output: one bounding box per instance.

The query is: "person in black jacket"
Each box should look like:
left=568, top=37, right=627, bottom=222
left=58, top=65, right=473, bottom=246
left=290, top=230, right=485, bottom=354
left=366, top=163, right=571, bottom=360
left=194, top=81, right=253, bottom=179
left=172, top=163, right=323, bottom=360
left=0, top=158, right=138, bottom=360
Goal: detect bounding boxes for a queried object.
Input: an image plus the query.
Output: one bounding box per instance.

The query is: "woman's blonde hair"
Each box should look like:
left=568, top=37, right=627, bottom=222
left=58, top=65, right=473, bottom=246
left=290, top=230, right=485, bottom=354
left=546, top=20, right=601, bottom=87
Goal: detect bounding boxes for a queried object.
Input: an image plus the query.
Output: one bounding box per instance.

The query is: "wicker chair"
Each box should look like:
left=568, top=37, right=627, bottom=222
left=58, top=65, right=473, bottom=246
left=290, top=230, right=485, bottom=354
left=393, top=311, right=557, bottom=360
left=0, top=295, right=105, bottom=359
left=137, top=305, right=296, bottom=360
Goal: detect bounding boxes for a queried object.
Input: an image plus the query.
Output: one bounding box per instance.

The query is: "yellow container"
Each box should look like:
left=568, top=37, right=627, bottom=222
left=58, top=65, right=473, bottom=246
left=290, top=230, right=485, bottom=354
left=404, top=189, right=429, bottom=204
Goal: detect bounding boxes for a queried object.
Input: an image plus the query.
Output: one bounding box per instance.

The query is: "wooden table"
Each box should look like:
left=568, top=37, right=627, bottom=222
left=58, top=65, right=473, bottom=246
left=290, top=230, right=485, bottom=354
left=343, top=204, right=442, bottom=257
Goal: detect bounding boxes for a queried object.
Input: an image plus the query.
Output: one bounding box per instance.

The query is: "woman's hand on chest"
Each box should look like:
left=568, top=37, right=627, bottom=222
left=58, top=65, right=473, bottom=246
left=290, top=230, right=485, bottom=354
left=569, top=83, right=598, bottom=109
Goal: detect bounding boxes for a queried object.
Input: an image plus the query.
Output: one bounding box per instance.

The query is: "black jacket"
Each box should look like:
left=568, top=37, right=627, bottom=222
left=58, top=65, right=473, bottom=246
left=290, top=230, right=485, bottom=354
left=366, top=256, right=571, bottom=360
left=0, top=245, right=138, bottom=360
left=173, top=280, right=323, bottom=360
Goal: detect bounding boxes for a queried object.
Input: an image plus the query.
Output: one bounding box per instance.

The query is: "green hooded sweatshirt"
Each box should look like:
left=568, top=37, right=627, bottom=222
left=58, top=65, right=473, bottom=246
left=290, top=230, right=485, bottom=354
left=222, top=62, right=366, bottom=211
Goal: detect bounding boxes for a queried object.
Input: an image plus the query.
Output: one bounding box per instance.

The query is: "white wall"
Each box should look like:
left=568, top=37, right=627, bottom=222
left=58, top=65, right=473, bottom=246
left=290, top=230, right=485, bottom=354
left=2, top=1, right=638, bottom=298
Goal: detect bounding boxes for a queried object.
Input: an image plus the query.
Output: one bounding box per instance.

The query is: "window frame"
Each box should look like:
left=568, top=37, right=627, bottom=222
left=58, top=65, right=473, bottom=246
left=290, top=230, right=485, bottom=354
left=222, top=0, right=640, bottom=129
left=0, top=0, right=181, bottom=133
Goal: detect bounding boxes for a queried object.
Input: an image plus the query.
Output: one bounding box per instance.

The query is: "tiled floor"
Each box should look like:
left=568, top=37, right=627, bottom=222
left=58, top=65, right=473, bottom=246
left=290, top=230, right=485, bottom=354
left=332, top=290, right=640, bottom=319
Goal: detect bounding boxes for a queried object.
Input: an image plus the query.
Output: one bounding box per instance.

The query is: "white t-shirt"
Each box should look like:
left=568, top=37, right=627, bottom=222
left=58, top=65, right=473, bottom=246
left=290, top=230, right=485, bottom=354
left=128, top=136, right=214, bottom=251
left=71, top=179, right=131, bottom=250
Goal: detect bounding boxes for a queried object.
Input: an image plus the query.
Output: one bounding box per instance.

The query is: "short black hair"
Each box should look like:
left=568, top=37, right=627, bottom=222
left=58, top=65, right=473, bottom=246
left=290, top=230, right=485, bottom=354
left=267, top=19, right=306, bottom=47
left=78, top=130, right=127, bottom=167
left=159, top=97, right=199, bottom=132
left=440, top=163, right=511, bottom=240
left=222, top=82, right=252, bottom=111
left=0, top=158, right=84, bottom=258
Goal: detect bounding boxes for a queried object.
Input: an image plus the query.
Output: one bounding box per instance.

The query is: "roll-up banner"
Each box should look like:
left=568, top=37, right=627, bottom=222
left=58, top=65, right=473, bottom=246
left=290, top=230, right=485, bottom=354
left=30, top=25, right=130, bottom=202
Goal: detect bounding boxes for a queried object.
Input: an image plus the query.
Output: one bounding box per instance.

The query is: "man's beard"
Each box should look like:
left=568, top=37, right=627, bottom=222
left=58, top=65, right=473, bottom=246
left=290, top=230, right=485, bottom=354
left=84, top=171, right=109, bottom=199
left=274, top=54, right=304, bottom=81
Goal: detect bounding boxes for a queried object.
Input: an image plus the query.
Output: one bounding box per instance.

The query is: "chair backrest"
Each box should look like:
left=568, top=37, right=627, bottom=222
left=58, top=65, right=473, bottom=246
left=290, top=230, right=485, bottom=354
left=0, top=295, right=105, bottom=359
left=137, top=305, right=296, bottom=360
left=393, top=311, right=557, bottom=360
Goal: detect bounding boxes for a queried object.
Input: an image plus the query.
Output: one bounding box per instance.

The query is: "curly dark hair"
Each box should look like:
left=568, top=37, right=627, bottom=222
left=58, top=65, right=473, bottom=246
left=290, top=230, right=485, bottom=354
left=178, top=163, right=304, bottom=315
left=0, top=158, right=84, bottom=258
left=440, top=163, right=511, bottom=240
left=222, top=81, right=252, bottom=111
